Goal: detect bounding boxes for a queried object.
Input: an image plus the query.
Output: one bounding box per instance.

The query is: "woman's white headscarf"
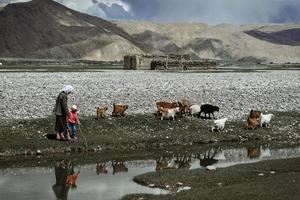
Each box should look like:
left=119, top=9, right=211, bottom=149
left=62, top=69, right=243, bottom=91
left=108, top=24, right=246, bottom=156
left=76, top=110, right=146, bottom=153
left=62, top=85, right=74, bottom=94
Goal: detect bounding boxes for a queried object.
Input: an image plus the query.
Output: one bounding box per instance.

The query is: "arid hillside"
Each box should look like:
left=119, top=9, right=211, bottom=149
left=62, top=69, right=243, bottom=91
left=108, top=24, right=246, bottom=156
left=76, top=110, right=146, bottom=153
left=117, top=21, right=300, bottom=63
left=0, top=0, right=153, bottom=61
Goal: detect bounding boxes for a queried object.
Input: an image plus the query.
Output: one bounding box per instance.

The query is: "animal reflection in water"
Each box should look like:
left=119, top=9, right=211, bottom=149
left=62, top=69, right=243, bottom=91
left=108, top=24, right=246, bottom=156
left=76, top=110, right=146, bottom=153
left=96, top=162, right=108, bottom=174
left=247, top=146, right=271, bottom=159
left=196, top=148, right=223, bottom=168
left=155, top=154, right=192, bottom=171
left=112, top=161, right=128, bottom=175
left=96, top=161, right=128, bottom=175
left=52, top=160, right=80, bottom=200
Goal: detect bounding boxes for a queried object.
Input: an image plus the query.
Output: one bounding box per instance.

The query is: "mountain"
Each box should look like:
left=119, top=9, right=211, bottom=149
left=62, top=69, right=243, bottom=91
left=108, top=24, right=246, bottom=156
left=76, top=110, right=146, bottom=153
left=1, top=0, right=300, bottom=63
left=0, top=0, right=154, bottom=60
left=117, top=21, right=300, bottom=63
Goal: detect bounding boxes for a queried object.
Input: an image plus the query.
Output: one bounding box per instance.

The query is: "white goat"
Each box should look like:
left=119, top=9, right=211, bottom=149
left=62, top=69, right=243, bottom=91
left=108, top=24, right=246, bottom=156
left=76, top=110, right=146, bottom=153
left=160, top=107, right=180, bottom=121
left=211, top=118, right=228, bottom=132
left=189, top=104, right=200, bottom=117
left=260, top=113, right=274, bottom=127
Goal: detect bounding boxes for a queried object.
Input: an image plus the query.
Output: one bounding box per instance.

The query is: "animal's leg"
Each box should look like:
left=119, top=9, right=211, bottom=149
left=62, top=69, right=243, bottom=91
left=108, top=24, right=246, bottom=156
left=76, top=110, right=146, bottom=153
left=161, top=116, right=163, bottom=121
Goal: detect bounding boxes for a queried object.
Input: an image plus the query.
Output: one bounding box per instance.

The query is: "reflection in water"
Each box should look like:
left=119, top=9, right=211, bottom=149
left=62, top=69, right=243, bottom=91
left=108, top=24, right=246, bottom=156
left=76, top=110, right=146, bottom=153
left=197, top=148, right=220, bottom=167
left=112, top=161, right=128, bottom=175
left=52, top=160, right=79, bottom=200
left=96, top=162, right=108, bottom=175
left=155, top=154, right=192, bottom=171
left=0, top=146, right=299, bottom=200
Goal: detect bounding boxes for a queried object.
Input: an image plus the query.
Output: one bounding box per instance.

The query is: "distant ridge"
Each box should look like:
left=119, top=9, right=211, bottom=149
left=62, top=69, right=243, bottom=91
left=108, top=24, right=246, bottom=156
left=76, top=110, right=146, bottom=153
left=245, top=28, right=300, bottom=46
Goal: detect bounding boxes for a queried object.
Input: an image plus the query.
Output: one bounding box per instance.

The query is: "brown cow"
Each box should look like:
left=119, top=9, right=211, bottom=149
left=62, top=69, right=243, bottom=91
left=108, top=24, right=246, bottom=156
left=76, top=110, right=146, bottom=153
left=96, top=106, right=108, bottom=119
left=112, top=103, right=128, bottom=117
left=247, top=110, right=262, bottom=129
left=112, top=161, right=128, bottom=175
left=96, top=162, right=108, bottom=174
left=178, top=99, right=192, bottom=116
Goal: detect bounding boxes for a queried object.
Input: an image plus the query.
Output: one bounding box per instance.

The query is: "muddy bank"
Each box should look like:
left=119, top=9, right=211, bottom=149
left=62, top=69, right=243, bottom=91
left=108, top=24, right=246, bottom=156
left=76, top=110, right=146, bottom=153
left=122, top=157, right=300, bottom=200
left=0, top=111, right=299, bottom=156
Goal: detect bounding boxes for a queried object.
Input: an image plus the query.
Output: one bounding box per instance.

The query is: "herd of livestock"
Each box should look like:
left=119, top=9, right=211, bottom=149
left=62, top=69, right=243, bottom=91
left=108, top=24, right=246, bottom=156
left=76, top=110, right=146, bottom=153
left=95, top=99, right=274, bottom=132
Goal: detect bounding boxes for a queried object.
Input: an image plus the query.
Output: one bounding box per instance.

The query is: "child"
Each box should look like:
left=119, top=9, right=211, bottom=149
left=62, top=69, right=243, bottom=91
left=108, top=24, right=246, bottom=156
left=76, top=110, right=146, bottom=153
left=67, top=105, right=80, bottom=140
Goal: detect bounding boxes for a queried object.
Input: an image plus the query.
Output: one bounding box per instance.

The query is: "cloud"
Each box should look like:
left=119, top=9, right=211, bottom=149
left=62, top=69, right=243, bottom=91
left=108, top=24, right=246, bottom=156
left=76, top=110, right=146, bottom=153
left=1, top=0, right=300, bottom=24
left=89, top=0, right=132, bottom=20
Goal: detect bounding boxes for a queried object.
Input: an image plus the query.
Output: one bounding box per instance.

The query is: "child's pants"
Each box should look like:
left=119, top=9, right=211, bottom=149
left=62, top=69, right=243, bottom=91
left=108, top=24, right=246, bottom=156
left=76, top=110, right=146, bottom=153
left=68, top=123, right=77, bottom=138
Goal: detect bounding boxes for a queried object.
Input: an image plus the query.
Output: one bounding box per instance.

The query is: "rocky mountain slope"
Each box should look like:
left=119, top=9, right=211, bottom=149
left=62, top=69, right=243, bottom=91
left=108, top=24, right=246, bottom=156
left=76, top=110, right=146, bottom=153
left=0, top=0, right=153, bottom=61
left=0, top=0, right=300, bottom=63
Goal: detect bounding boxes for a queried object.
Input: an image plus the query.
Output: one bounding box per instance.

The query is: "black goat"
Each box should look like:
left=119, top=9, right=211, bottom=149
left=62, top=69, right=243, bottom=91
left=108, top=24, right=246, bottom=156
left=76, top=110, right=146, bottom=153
left=199, top=104, right=219, bottom=119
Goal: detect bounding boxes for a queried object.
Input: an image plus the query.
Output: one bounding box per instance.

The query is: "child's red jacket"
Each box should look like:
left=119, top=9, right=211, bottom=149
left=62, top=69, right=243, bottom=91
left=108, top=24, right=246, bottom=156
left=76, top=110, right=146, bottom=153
left=68, top=111, right=80, bottom=124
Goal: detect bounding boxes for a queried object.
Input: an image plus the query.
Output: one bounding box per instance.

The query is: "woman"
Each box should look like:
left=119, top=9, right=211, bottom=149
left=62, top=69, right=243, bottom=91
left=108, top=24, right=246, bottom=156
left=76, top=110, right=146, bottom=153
left=54, top=85, right=74, bottom=140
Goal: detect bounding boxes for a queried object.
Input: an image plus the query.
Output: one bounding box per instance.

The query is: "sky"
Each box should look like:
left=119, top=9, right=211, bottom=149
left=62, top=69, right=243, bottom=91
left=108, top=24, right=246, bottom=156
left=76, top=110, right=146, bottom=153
left=1, top=0, right=300, bottom=24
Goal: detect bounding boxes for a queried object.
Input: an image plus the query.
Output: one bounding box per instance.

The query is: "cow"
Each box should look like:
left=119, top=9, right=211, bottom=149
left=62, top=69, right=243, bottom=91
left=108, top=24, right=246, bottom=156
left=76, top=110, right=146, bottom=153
left=199, top=104, right=219, bottom=119
left=112, top=161, right=128, bottom=175
left=247, top=110, right=262, bottom=129
left=96, top=106, right=108, bottom=119
left=112, top=103, right=128, bottom=117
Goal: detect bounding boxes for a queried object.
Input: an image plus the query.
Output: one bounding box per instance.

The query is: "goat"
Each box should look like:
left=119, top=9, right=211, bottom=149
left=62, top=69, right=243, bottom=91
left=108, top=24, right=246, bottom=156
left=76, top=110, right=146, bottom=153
left=189, top=104, right=201, bottom=117
left=199, top=104, right=219, bottom=119
left=96, top=106, right=108, bottom=119
left=247, top=110, right=262, bottom=129
left=260, top=113, right=274, bottom=127
left=178, top=99, right=192, bottom=116
left=211, top=117, right=228, bottom=132
left=156, top=100, right=178, bottom=115
left=112, top=103, right=128, bottom=117
left=159, top=106, right=180, bottom=120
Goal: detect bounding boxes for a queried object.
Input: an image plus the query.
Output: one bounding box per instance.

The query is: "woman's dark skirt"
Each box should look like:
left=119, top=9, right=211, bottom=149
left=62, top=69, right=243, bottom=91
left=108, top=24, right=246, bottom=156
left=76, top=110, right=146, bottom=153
left=55, top=115, right=67, bottom=134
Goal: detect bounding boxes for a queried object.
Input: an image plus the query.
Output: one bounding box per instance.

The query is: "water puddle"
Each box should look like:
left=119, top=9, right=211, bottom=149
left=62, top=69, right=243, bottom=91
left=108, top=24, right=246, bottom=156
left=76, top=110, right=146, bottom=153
left=0, top=146, right=299, bottom=200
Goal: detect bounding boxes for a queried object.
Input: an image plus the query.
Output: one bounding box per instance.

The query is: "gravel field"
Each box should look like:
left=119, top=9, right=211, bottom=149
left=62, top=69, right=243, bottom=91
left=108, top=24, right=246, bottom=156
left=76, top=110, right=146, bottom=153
left=0, top=70, right=299, bottom=120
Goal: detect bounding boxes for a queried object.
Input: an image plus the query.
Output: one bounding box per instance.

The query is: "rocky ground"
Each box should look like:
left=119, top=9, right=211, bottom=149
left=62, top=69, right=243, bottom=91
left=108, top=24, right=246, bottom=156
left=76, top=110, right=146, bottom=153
left=0, top=70, right=299, bottom=120
left=0, top=69, right=299, bottom=156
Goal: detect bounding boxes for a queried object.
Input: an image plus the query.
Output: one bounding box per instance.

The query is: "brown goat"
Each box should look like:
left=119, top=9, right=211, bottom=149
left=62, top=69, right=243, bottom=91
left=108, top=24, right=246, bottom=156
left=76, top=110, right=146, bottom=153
left=247, top=110, right=262, bottom=129
left=178, top=99, right=192, bottom=116
left=112, top=103, right=128, bottom=117
left=96, top=106, right=108, bottom=119
left=156, top=101, right=178, bottom=114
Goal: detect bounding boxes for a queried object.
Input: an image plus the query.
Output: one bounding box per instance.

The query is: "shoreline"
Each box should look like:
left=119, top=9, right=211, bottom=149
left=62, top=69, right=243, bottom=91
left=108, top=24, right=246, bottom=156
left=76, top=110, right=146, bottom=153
left=0, top=112, right=299, bottom=157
